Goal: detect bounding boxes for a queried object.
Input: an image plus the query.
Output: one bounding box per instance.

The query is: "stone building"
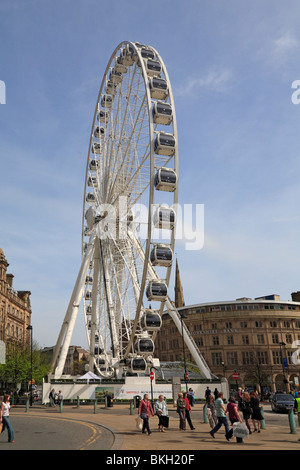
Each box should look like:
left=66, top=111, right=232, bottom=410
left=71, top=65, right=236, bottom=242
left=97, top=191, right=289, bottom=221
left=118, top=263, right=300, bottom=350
left=155, top=293, right=300, bottom=393
left=0, top=248, right=32, bottom=348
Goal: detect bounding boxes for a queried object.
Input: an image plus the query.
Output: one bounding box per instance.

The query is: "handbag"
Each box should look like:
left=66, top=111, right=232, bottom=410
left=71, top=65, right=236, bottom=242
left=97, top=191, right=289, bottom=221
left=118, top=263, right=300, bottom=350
left=135, top=417, right=143, bottom=430
left=140, top=413, right=147, bottom=419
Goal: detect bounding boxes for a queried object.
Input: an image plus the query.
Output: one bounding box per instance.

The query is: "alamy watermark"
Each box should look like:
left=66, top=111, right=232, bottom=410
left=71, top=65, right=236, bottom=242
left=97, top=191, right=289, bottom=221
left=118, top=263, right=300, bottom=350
left=291, top=80, right=300, bottom=104
left=0, top=80, right=6, bottom=104
left=86, top=199, right=205, bottom=251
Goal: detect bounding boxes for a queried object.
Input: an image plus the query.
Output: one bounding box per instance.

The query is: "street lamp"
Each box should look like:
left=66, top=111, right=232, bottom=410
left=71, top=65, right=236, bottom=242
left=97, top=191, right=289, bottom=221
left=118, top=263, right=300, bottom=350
left=179, top=312, right=188, bottom=392
left=26, top=325, right=33, bottom=406
left=279, top=341, right=288, bottom=392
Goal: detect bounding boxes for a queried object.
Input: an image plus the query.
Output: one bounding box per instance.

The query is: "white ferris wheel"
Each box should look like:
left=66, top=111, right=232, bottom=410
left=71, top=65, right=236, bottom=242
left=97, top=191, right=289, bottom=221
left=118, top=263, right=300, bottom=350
left=52, top=41, right=213, bottom=380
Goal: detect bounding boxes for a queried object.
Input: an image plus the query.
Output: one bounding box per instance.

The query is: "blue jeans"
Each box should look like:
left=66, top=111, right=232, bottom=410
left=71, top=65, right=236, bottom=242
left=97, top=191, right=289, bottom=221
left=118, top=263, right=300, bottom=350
left=1, top=416, right=14, bottom=442
left=211, top=416, right=230, bottom=436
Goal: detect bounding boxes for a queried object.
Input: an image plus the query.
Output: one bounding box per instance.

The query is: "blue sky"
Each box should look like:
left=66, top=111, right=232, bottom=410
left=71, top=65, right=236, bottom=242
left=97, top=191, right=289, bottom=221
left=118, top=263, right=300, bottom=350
left=0, top=0, right=300, bottom=348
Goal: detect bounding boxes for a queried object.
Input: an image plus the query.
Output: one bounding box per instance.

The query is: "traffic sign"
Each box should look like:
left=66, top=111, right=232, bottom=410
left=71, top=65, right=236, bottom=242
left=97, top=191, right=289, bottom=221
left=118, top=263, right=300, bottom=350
left=150, top=371, right=154, bottom=381
left=232, top=372, right=239, bottom=380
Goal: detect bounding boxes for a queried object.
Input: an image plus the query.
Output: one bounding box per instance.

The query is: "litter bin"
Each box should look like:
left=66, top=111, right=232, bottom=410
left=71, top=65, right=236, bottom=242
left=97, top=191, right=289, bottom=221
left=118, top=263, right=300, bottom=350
left=106, top=395, right=113, bottom=407
left=134, top=395, right=141, bottom=408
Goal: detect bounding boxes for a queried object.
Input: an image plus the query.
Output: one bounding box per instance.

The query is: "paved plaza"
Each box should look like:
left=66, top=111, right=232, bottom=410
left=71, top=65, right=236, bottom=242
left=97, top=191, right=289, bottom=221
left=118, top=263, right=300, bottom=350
left=1, top=402, right=299, bottom=451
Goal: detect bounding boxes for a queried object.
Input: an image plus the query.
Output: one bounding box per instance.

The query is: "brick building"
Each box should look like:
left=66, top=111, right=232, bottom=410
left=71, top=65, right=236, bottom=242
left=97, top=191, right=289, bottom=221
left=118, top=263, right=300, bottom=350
left=0, top=248, right=32, bottom=348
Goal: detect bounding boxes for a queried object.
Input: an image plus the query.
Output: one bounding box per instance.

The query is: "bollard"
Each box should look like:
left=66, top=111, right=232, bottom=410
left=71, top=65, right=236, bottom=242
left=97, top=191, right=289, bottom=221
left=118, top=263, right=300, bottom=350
left=25, top=399, right=29, bottom=412
left=260, top=406, right=266, bottom=429
left=203, top=404, right=208, bottom=423
left=59, top=400, right=63, bottom=413
left=76, top=396, right=80, bottom=408
left=288, top=409, right=297, bottom=434
left=130, top=401, right=133, bottom=415
left=105, top=396, right=108, bottom=409
left=133, top=396, right=136, bottom=409
left=94, top=400, right=97, bottom=414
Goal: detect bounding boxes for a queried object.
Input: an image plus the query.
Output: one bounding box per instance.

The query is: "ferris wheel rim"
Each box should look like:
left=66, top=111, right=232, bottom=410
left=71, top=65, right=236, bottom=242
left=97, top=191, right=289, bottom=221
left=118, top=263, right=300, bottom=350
left=82, top=41, right=178, bottom=376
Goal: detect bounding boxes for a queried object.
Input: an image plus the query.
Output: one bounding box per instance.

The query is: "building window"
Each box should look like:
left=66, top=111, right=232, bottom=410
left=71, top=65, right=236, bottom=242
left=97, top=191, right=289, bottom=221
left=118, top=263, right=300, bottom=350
left=227, top=351, right=238, bottom=366
left=286, top=334, right=292, bottom=344
left=212, top=352, right=223, bottom=366
left=272, top=334, right=279, bottom=344
left=257, top=351, right=268, bottom=364
left=272, top=350, right=281, bottom=364
left=195, top=337, right=203, bottom=347
left=270, top=321, right=277, bottom=327
left=242, top=351, right=253, bottom=365
left=242, top=335, right=249, bottom=345
left=257, top=334, right=265, bottom=345
left=255, top=321, right=263, bottom=328
left=226, top=322, right=232, bottom=328
left=240, top=321, right=247, bottom=328
left=227, top=335, right=234, bottom=345
left=212, top=336, right=219, bottom=346
left=283, top=321, right=291, bottom=328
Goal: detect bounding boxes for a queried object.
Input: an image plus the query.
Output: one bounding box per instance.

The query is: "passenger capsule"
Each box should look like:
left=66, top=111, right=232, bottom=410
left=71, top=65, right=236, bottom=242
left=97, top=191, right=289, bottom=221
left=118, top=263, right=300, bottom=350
left=129, top=356, right=147, bottom=373
left=120, top=44, right=135, bottom=65
left=149, top=77, right=168, bottom=100
left=86, top=192, right=96, bottom=204
left=145, top=59, right=162, bottom=77
left=154, top=132, right=176, bottom=156
left=150, top=244, right=173, bottom=267
left=86, top=305, right=92, bottom=314
left=85, top=290, right=92, bottom=299
left=153, top=205, right=175, bottom=230
left=94, top=347, right=104, bottom=355
left=101, top=94, right=113, bottom=108
left=153, top=101, right=172, bottom=125
left=91, top=142, right=101, bottom=154
left=134, top=338, right=155, bottom=355
left=141, top=310, right=162, bottom=331
left=109, top=68, right=123, bottom=84
left=154, top=167, right=177, bottom=192
left=85, top=275, right=93, bottom=284
left=105, top=80, right=118, bottom=96
left=88, top=176, right=97, bottom=187
left=146, top=280, right=168, bottom=301
left=94, top=126, right=105, bottom=138
left=97, top=109, right=109, bottom=122
left=89, top=159, right=99, bottom=170
left=114, top=55, right=128, bottom=73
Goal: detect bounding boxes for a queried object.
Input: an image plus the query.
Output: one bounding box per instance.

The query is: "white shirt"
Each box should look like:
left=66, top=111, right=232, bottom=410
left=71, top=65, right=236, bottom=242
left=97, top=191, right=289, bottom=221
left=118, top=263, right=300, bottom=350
left=2, top=402, right=10, bottom=417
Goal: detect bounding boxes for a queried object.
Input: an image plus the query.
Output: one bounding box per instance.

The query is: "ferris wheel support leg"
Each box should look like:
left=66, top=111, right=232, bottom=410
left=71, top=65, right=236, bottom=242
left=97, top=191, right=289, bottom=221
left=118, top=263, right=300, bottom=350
left=164, top=296, right=214, bottom=380
left=52, top=238, right=95, bottom=378
left=89, top=241, right=100, bottom=372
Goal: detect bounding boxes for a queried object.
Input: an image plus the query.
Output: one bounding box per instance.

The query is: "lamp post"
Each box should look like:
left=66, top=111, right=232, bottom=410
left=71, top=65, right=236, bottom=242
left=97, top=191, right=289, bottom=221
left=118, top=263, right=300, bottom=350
left=26, top=325, right=33, bottom=406
left=179, top=312, right=188, bottom=392
left=279, top=341, right=288, bottom=392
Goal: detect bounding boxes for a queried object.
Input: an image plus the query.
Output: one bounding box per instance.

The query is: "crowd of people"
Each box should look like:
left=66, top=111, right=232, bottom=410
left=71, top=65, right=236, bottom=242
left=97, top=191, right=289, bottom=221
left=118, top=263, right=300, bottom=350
left=137, top=386, right=265, bottom=441
left=205, top=386, right=264, bottom=441
left=137, top=388, right=196, bottom=435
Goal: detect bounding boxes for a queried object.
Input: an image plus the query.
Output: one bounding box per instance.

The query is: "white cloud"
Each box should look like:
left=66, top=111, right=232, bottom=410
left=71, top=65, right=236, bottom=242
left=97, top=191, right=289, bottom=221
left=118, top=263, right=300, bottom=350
left=175, top=68, right=233, bottom=97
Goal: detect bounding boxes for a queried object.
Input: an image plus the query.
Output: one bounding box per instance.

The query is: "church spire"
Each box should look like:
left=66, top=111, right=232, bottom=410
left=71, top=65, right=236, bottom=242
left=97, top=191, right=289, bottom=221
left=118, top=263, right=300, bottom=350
left=174, top=258, right=185, bottom=308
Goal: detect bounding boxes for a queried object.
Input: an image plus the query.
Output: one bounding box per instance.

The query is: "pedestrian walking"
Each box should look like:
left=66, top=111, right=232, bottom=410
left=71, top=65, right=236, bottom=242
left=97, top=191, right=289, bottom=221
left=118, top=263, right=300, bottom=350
left=183, top=392, right=195, bottom=430
left=209, top=392, right=230, bottom=440
left=206, top=395, right=218, bottom=428
left=57, top=390, right=63, bottom=405
left=294, top=394, right=300, bottom=427
left=238, top=391, right=253, bottom=434
left=49, top=388, right=56, bottom=407
left=177, top=392, right=187, bottom=430
left=226, top=396, right=243, bottom=439
left=155, top=395, right=169, bottom=432
left=205, top=386, right=211, bottom=402
left=138, top=394, right=154, bottom=435
left=250, top=391, right=263, bottom=433
left=0, top=393, right=15, bottom=443
left=187, top=388, right=195, bottom=407
left=213, top=388, right=219, bottom=400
